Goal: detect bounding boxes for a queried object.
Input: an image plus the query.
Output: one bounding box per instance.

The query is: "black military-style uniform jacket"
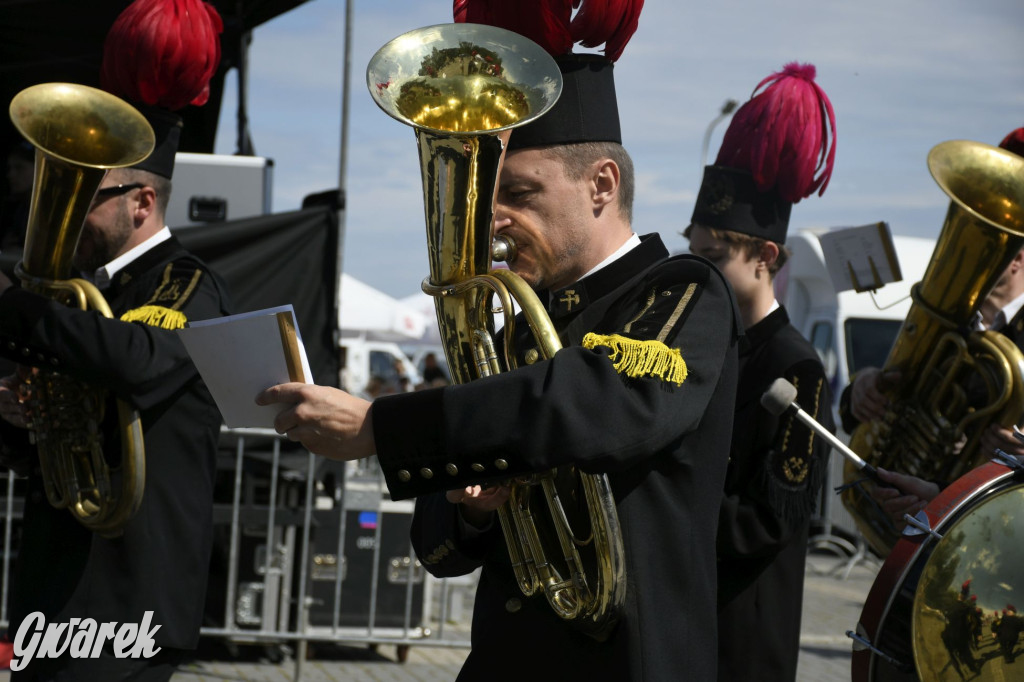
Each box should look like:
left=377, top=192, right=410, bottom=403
left=0, top=235, right=232, bottom=652
left=371, top=234, right=741, bottom=682
left=716, top=306, right=833, bottom=681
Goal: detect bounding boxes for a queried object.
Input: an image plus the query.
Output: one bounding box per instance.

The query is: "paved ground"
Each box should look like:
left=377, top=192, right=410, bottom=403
left=797, top=548, right=882, bottom=682
left=0, top=547, right=883, bottom=681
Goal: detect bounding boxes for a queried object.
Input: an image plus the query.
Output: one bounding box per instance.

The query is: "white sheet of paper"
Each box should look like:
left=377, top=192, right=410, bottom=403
left=817, top=222, right=903, bottom=293
left=178, top=304, right=312, bottom=428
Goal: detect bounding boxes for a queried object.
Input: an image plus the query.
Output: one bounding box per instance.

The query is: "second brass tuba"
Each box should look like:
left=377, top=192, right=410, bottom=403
left=8, top=83, right=155, bottom=537
left=842, top=140, right=1024, bottom=555
left=367, top=23, right=626, bottom=640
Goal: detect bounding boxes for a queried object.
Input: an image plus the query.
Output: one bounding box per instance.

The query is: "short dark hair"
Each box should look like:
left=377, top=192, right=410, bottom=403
left=111, top=167, right=172, bottom=217
left=543, top=141, right=635, bottom=223
left=683, top=224, right=790, bottom=274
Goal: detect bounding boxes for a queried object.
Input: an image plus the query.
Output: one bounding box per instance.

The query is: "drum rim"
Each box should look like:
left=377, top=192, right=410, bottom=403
left=851, top=460, right=1019, bottom=681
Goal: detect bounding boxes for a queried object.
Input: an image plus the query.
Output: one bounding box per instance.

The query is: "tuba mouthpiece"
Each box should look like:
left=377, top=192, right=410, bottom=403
left=491, top=235, right=517, bottom=263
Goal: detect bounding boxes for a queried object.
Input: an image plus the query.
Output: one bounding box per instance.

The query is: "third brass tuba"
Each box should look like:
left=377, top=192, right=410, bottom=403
left=367, top=23, right=626, bottom=640
left=8, top=83, right=155, bottom=537
left=842, top=140, right=1024, bottom=555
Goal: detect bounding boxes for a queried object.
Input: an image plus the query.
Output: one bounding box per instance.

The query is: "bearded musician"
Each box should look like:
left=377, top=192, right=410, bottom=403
left=257, top=2, right=743, bottom=679
left=0, top=2, right=231, bottom=679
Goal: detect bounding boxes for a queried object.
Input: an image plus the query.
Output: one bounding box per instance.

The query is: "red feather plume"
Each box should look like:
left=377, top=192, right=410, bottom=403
left=453, top=0, right=642, bottom=62
left=999, top=127, right=1024, bottom=158
left=570, top=0, right=643, bottom=62
left=100, top=0, right=223, bottom=111
left=715, top=62, right=837, bottom=203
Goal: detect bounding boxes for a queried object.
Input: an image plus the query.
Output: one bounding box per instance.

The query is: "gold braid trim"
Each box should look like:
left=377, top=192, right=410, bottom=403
left=657, top=283, right=698, bottom=342
left=805, top=376, right=824, bottom=456
left=120, top=306, right=188, bottom=330
left=623, top=288, right=657, bottom=334
left=582, top=333, right=687, bottom=386
left=780, top=374, right=816, bottom=485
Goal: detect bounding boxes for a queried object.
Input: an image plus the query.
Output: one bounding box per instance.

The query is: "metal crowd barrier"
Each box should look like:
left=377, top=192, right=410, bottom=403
left=0, top=427, right=476, bottom=680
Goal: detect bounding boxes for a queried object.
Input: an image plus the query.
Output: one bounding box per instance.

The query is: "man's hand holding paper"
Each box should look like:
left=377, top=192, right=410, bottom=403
left=256, top=383, right=376, bottom=461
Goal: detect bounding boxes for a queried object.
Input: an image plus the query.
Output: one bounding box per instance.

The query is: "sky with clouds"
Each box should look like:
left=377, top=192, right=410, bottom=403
left=212, top=0, right=1024, bottom=300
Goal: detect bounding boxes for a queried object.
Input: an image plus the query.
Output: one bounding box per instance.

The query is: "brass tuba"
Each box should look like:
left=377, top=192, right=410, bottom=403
left=367, top=23, right=626, bottom=640
left=8, top=83, right=155, bottom=537
left=842, top=140, right=1024, bottom=555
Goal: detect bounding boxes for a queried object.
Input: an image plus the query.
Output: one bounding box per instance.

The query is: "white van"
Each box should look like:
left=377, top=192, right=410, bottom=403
left=339, top=336, right=422, bottom=397
left=779, top=228, right=936, bottom=410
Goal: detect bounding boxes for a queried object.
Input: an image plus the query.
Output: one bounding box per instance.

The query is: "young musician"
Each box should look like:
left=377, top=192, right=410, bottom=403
left=685, top=62, right=838, bottom=681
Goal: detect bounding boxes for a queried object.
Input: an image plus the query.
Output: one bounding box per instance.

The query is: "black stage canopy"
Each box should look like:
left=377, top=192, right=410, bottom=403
left=174, top=206, right=341, bottom=389
left=0, top=0, right=312, bottom=162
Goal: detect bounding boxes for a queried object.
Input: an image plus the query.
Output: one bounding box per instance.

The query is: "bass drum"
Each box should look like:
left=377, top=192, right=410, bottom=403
left=850, top=459, right=1024, bottom=681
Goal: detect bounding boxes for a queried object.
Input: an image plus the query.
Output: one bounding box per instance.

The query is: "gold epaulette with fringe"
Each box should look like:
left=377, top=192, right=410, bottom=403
left=582, top=332, right=687, bottom=385
left=120, top=305, right=187, bottom=330
left=118, top=262, right=205, bottom=330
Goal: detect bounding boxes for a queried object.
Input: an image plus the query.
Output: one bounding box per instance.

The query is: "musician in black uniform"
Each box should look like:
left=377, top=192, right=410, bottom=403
left=258, top=5, right=741, bottom=680
left=0, top=1, right=228, bottom=679
left=843, top=127, right=1024, bottom=525
left=683, top=63, right=838, bottom=682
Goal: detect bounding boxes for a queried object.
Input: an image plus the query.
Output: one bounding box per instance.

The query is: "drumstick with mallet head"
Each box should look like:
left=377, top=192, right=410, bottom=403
left=760, top=377, right=895, bottom=489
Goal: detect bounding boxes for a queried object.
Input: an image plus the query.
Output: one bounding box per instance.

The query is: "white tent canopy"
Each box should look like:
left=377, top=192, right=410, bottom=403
left=400, top=289, right=519, bottom=346
left=400, top=291, right=442, bottom=344
left=338, top=273, right=427, bottom=341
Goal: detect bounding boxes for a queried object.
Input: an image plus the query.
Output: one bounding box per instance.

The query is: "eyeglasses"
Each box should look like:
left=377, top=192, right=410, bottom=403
left=93, top=183, right=146, bottom=199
